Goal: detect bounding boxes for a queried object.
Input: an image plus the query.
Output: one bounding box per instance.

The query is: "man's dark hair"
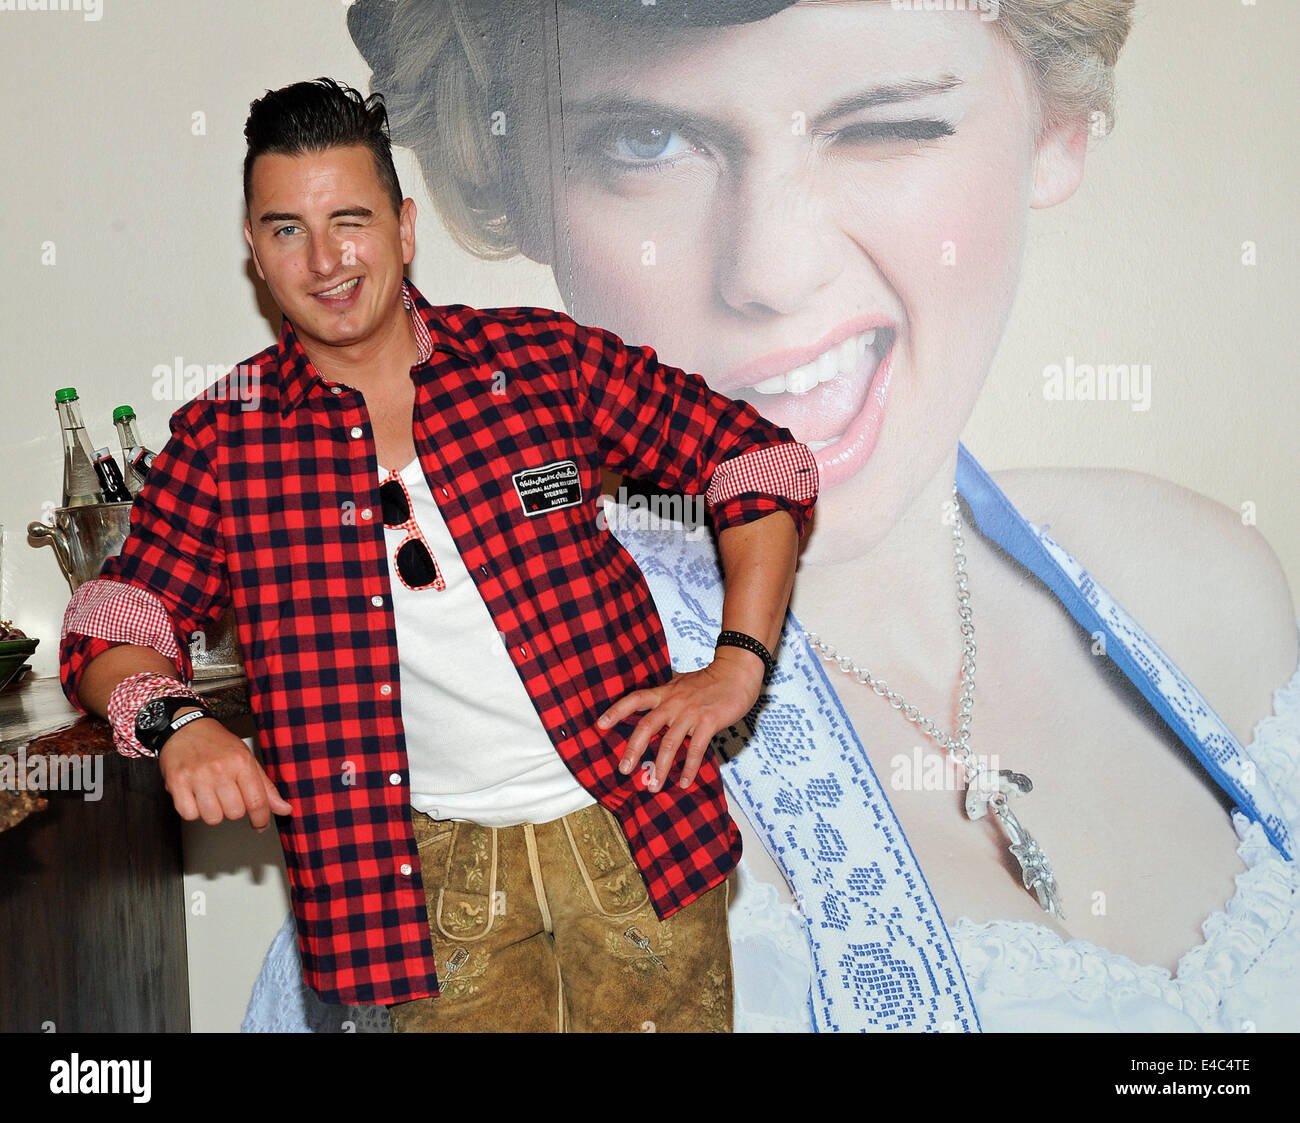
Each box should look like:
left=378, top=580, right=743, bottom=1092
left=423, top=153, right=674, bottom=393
left=243, top=77, right=404, bottom=214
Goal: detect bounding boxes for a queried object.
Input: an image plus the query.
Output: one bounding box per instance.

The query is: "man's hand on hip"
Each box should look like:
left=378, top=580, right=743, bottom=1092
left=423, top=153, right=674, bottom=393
left=597, top=646, right=765, bottom=791
left=158, top=713, right=292, bottom=829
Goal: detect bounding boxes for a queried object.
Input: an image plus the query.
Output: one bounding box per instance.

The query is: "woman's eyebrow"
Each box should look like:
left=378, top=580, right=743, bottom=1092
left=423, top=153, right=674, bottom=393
left=563, top=92, right=726, bottom=135
left=562, top=75, right=962, bottom=135
left=815, top=76, right=963, bottom=124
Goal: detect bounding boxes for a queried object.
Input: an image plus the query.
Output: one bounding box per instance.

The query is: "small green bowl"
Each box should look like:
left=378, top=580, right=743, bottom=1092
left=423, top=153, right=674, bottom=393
left=0, top=637, right=39, bottom=693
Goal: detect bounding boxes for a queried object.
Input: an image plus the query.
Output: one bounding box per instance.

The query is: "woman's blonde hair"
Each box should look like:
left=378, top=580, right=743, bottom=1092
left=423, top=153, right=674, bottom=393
left=349, top=0, right=1136, bottom=260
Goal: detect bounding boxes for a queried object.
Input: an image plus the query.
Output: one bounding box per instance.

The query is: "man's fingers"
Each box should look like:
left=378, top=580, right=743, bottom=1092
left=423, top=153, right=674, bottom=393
left=167, top=778, right=200, bottom=822
left=265, top=775, right=293, bottom=816
left=242, top=769, right=292, bottom=830
left=215, top=777, right=249, bottom=823
left=192, top=784, right=228, bottom=827
left=598, top=688, right=657, bottom=732
left=677, top=725, right=713, bottom=788
left=651, top=716, right=695, bottom=788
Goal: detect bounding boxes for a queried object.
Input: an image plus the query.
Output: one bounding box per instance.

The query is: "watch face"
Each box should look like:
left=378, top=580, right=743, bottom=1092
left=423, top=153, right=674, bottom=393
left=136, top=698, right=169, bottom=733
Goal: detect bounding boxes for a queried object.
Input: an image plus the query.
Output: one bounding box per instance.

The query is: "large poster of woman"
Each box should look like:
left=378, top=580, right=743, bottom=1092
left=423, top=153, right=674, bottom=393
left=258, top=0, right=1300, bottom=1033
left=4, top=0, right=1296, bottom=1034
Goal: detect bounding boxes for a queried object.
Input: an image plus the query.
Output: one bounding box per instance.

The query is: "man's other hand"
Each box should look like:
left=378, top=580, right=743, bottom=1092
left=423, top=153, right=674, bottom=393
left=596, top=646, right=765, bottom=791
left=158, top=713, right=292, bottom=829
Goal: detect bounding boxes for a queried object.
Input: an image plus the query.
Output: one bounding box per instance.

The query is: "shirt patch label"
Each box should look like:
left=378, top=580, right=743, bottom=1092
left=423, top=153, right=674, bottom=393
left=512, top=459, right=583, bottom=516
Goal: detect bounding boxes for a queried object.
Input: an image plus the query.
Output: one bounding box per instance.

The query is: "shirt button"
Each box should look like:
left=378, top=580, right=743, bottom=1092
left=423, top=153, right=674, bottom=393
left=388, top=772, right=402, bottom=786
left=440, top=486, right=450, bottom=498
left=350, top=426, right=363, bottom=439
left=518, top=645, right=528, bottom=657
left=479, top=565, right=489, bottom=576
left=371, top=595, right=384, bottom=607
left=361, top=508, right=373, bottom=521
left=379, top=683, right=392, bottom=696
left=331, top=386, right=342, bottom=395
left=399, top=863, right=412, bottom=877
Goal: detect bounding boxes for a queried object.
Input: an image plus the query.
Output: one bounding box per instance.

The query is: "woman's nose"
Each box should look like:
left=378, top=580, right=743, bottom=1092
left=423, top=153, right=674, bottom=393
left=715, top=158, right=842, bottom=317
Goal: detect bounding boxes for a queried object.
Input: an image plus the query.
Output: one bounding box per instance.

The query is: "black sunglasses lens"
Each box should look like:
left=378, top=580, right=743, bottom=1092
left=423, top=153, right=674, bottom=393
left=396, top=539, right=439, bottom=587
left=381, top=479, right=410, bottom=525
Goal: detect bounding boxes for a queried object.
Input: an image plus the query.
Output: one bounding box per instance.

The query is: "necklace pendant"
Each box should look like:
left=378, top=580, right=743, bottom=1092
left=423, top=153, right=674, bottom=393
left=965, top=770, right=1065, bottom=919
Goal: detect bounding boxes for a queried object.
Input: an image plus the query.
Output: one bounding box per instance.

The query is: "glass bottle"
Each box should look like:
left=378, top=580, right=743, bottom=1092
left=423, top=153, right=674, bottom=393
left=112, top=405, right=157, bottom=496
left=55, top=387, right=103, bottom=507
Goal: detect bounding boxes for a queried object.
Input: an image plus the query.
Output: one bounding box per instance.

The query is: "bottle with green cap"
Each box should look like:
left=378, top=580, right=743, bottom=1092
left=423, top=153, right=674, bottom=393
left=112, top=405, right=157, bottom=496
left=55, top=387, right=103, bottom=507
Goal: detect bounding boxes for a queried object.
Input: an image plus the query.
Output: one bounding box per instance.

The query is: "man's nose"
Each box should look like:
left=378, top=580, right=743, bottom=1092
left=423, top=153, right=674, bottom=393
left=715, top=159, right=842, bottom=318
left=306, top=233, right=340, bottom=277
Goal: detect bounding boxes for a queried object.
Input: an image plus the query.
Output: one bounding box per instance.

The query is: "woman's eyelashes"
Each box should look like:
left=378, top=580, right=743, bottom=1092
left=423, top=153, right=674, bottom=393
left=826, top=118, right=957, bottom=146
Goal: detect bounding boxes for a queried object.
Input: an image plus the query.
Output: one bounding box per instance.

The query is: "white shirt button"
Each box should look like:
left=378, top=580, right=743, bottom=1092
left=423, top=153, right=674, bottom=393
left=388, top=772, right=402, bottom=786
left=350, top=426, right=363, bottom=439
left=440, top=486, right=450, bottom=498
left=371, top=595, right=384, bottom=607
left=379, top=683, right=392, bottom=696
left=399, top=863, right=412, bottom=877
left=331, top=386, right=342, bottom=395
left=361, top=508, right=373, bottom=520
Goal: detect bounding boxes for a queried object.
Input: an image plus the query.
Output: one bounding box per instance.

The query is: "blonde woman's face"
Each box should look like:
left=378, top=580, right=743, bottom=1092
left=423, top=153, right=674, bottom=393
left=525, top=3, right=1063, bottom=561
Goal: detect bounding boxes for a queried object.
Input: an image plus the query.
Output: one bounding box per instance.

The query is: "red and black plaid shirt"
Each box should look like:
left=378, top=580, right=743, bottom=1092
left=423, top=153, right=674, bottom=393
left=60, top=282, right=817, bottom=1005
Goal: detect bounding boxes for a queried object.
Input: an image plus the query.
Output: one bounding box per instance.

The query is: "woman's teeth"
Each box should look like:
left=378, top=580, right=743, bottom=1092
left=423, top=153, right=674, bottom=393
left=749, top=328, right=877, bottom=396
left=318, top=277, right=360, bottom=297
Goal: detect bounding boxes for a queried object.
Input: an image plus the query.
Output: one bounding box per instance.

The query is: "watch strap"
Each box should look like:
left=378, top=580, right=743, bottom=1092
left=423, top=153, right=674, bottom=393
left=107, top=672, right=203, bottom=759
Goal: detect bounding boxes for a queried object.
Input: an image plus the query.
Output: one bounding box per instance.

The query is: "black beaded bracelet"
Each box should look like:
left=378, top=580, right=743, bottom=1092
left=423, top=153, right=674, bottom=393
left=715, top=630, right=776, bottom=682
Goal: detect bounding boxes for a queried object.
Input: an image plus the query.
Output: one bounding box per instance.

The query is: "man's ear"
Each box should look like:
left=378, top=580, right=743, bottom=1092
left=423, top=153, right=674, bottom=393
left=399, top=197, right=417, bottom=266
left=244, top=218, right=267, bottom=281
left=1031, top=117, right=1090, bottom=210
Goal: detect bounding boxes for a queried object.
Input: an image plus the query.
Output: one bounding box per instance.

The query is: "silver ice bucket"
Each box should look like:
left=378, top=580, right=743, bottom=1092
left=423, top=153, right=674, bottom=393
left=28, top=502, right=244, bottom=681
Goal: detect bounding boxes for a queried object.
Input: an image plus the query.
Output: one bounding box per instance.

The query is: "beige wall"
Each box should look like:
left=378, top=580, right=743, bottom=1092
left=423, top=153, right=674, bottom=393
left=1, top=1, right=1295, bottom=1031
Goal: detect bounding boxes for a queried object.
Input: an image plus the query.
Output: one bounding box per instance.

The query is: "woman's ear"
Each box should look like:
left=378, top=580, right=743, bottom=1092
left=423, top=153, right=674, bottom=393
left=1031, top=117, right=1091, bottom=209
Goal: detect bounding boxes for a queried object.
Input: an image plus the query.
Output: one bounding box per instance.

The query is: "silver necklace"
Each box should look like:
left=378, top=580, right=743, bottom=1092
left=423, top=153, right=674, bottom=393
left=804, top=485, right=1064, bottom=918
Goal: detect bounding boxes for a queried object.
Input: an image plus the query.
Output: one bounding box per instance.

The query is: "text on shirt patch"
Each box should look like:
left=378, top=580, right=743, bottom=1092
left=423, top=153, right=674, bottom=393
left=512, top=459, right=583, bottom=516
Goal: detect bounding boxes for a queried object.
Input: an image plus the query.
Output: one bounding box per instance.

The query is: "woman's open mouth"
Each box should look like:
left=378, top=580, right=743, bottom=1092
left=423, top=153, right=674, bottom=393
left=726, top=324, right=897, bottom=488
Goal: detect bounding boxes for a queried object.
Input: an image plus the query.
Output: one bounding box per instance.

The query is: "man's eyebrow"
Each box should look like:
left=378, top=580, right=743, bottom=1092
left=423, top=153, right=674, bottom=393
left=257, top=207, right=376, bottom=224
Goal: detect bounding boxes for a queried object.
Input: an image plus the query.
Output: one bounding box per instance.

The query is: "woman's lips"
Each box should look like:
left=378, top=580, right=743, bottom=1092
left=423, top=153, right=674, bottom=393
left=726, top=327, right=897, bottom=488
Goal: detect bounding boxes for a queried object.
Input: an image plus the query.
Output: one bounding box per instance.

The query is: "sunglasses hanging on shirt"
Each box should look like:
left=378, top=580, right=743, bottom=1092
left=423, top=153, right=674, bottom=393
left=381, top=473, right=446, bottom=591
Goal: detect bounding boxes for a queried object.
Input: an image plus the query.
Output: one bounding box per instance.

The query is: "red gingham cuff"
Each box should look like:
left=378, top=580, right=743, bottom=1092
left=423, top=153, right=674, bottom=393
left=106, top=672, right=203, bottom=759
left=61, top=579, right=185, bottom=666
left=706, top=442, right=819, bottom=537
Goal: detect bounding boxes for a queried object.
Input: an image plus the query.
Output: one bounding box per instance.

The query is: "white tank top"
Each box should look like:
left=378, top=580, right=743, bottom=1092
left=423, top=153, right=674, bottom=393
left=381, top=458, right=594, bottom=826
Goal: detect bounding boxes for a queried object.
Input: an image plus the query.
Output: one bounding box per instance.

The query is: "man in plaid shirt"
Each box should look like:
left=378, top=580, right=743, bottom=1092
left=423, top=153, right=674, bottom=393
left=60, top=79, right=817, bottom=1032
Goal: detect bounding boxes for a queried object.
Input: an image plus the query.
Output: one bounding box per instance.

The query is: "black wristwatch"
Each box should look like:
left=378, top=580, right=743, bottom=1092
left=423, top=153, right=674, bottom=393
left=135, top=695, right=214, bottom=755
